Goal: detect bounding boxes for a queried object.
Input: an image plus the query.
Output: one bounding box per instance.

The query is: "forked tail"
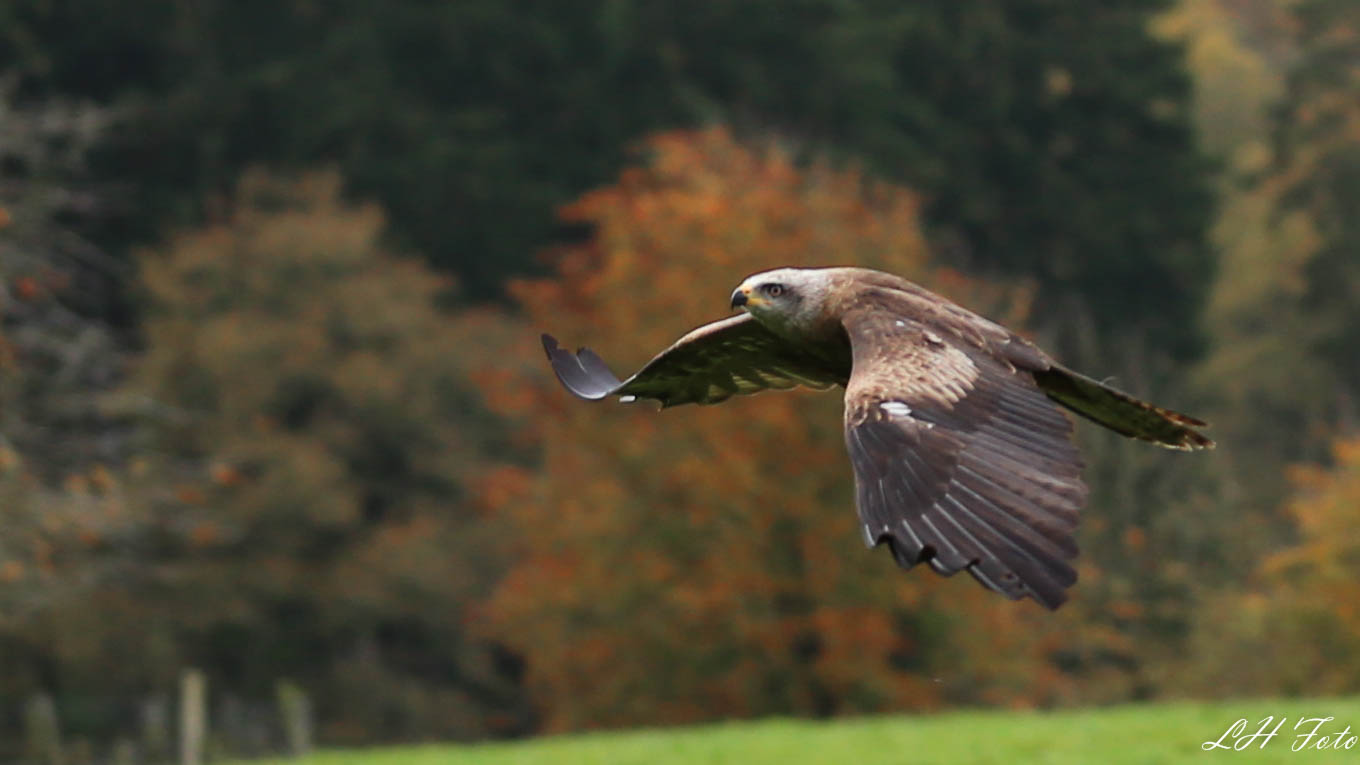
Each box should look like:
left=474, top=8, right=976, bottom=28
left=1032, top=366, right=1214, bottom=451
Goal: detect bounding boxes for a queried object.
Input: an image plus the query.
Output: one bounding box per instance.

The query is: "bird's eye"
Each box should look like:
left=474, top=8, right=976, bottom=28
left=763, top=283, right=785, bottom=298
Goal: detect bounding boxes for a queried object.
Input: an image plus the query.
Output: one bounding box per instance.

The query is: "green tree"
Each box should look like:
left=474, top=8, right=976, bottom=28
left=1193, top=0, right=1360, bottom=518
left=1167, top=0, right=1360, bottom=697
left=1154, top=0, right=1290, bottom=167
left=1273, top=0, right=1360, bottom=417
left=7, top=170, right=531, bottom=744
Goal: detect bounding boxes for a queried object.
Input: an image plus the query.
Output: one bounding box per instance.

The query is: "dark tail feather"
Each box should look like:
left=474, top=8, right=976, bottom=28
left=1032, top=366, right=1215, bottom=451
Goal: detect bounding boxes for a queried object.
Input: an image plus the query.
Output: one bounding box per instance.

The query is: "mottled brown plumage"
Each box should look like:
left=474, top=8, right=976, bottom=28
left=543, top=266, right=1213, bottom=609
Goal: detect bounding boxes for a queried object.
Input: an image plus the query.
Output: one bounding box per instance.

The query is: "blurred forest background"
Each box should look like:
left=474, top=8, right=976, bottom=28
left=2, top=0, right=1359, bottom=760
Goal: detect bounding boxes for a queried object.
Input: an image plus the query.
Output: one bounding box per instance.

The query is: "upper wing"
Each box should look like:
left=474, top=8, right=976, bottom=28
left=840, top=305, right=1087, bottom=609
left=543, top=313, right=845, bottom=408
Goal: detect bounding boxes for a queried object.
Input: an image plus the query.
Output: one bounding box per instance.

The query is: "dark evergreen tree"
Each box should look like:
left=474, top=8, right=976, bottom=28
left=1274, top=0, right=1360, bottom=413
left=5, top=0, right=1212, bottom=350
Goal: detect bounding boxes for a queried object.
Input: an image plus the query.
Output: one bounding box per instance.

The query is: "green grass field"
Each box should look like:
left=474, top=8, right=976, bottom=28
left=241, top=696, right=1360, bottom=765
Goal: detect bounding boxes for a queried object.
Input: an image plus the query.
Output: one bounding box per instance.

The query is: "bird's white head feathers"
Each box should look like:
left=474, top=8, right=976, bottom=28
left=730, top=267, right=832, bottom=340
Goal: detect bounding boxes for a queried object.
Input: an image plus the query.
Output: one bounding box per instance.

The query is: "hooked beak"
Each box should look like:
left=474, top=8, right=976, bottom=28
left=730, top=286, right=752, bottom=309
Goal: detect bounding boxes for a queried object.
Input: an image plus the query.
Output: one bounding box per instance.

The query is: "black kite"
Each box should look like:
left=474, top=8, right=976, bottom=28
left=542, top=267, right=1212, bottom=609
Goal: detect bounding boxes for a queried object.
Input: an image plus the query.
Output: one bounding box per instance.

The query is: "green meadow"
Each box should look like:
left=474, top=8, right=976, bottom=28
left=242, top=696, right=1360, bottom=765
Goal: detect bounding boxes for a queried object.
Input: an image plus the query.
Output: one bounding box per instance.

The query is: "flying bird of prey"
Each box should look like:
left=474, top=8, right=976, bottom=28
left=542, top=267, right=1212, bottom=609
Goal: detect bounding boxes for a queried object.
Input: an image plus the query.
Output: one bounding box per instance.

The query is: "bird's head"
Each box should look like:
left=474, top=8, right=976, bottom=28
left=730, top=267, right=825, bottom=337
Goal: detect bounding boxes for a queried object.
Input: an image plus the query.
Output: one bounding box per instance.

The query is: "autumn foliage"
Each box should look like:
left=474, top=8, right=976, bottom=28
left=1260, top=439, right=1360, bottom=691
left=1179, top=436, right=1360, bottom=698
left=474, top=129, right=1099, bottom=731
left=1, top=171, right=532, bottom=744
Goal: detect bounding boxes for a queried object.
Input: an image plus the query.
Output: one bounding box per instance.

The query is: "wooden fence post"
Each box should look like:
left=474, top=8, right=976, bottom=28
left=179, top=669, right=206, bottom=765
left=276, top=680, right=313, bottom=758
left=22, top=693, right=63, bottom=765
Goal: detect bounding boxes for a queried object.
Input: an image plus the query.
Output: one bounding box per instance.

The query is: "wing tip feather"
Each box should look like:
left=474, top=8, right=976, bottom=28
left=541, top=332, right=624, bottom=400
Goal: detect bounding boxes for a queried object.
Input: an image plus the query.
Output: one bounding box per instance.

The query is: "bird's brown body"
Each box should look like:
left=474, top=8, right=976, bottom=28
left=543, top=266, right=1212, bottom=609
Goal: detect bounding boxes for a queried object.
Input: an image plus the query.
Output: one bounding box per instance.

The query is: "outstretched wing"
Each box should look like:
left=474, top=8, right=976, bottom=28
left=543, top=313, right=845, bottom=408
left=841, top=306, right=1087, bottom=609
